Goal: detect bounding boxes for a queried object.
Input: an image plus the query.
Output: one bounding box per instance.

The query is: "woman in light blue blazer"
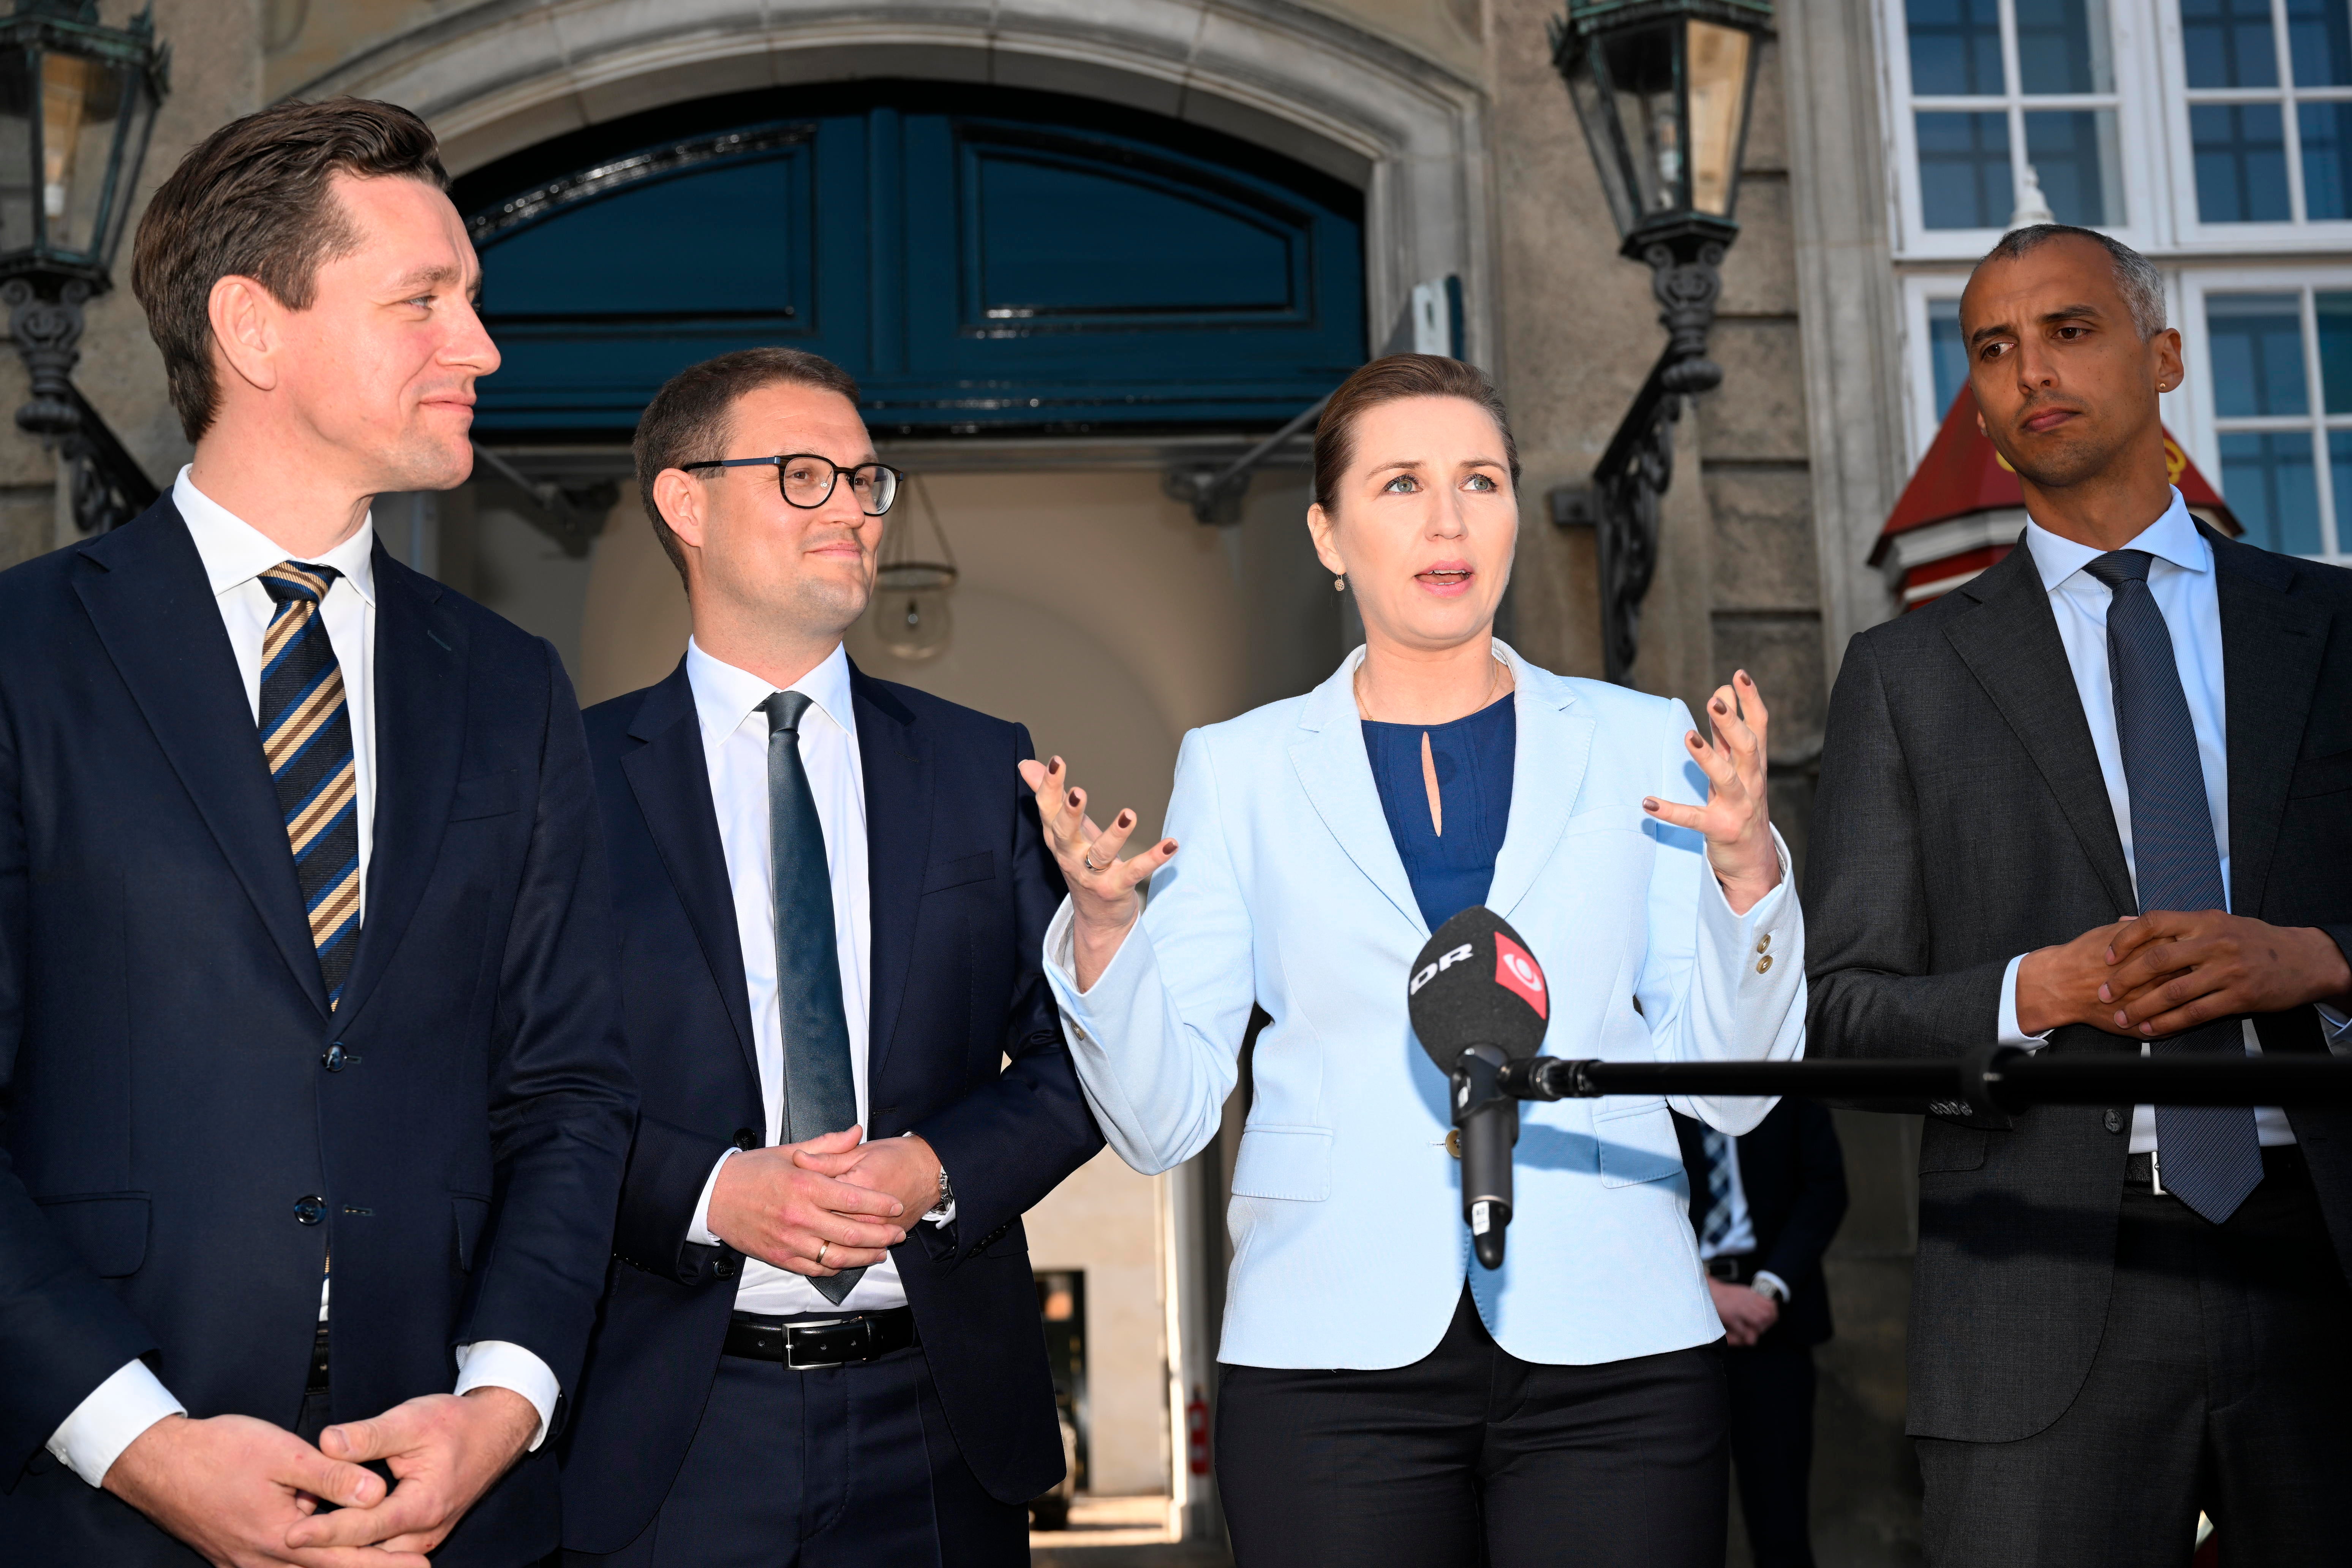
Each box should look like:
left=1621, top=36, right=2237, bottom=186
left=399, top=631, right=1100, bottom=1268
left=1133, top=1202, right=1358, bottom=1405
left=1019, top=355, right=1804, bottom=1567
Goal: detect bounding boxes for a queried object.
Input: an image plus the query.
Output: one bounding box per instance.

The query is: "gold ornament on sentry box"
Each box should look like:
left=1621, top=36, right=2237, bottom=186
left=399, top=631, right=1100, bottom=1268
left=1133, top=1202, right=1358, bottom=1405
left=866, top=473, right=958, bottom=661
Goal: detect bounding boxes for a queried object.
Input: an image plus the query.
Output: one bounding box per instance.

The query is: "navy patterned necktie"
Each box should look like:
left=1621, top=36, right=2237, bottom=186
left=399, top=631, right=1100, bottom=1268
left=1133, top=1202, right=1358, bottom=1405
left=259, top=562, right=361, bottom=1007
left=762, top=690, right=865, bottom=1302
left=1699, top=1130, right=1740, bottom=1254
left=2082, top=550, right=2262, bottom=1225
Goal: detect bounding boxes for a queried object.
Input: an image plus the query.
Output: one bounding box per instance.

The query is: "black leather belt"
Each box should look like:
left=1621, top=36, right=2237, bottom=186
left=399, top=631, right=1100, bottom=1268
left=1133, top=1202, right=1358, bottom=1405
left=2125, top=1143, right=2308, bottom=1194
left=1705, top=1253, right=1757, bottom=1285
left=723, top=1307, right=917, bottom=1369
left=307, top=1325, right=332, bottom=1394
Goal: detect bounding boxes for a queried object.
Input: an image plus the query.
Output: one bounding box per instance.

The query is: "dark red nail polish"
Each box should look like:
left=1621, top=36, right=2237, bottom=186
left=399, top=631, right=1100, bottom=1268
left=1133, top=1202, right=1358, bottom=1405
left=1068, top=790, right=1081, bottom=807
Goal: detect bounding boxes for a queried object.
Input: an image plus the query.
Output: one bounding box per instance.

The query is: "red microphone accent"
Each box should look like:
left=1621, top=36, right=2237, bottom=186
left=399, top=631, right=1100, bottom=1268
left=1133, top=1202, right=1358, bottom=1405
left=1494, top=932, right=1547, bottom=1020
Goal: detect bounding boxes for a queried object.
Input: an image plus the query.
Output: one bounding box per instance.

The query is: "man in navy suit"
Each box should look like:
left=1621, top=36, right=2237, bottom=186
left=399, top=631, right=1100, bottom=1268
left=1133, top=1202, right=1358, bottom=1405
left=0, top=101, right=635, bottom=1566
left=557, top=347, right=1102, bottom=1566
left=1674, top=1100, right=1848, bottom=1568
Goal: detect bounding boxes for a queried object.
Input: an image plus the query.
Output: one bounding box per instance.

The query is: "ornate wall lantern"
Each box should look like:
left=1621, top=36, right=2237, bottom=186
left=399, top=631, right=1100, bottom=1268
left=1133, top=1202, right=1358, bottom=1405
left=0, top=0, right=168, bottom=531
left=1549, top=0, right=1770, bottom=683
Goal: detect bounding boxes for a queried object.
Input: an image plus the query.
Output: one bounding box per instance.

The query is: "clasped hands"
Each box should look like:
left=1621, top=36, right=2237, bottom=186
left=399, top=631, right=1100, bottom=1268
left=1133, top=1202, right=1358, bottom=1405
left=2016, top=909, right=2352, bottom=1039
left=707, top=1125, right=941, bottom=1278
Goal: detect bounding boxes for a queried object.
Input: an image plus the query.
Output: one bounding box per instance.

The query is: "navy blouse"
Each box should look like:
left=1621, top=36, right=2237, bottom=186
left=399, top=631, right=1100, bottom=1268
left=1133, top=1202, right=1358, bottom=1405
left=1361, top=694, right=1517, bottom=933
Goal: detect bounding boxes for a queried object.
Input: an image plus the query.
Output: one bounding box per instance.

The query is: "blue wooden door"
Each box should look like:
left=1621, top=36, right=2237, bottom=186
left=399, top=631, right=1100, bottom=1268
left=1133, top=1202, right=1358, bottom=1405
left=460, top=87, right=1366, bottom=436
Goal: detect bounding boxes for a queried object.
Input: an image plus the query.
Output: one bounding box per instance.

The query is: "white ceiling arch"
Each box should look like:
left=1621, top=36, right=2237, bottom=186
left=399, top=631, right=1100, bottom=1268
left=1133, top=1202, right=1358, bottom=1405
left=290, top=0, right=1496, bottom=368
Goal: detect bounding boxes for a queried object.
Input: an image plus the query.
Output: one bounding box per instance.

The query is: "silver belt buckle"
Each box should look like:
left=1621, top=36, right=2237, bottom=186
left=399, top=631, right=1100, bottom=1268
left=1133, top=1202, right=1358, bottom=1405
left=783, top=1317, right=860, bottom=1370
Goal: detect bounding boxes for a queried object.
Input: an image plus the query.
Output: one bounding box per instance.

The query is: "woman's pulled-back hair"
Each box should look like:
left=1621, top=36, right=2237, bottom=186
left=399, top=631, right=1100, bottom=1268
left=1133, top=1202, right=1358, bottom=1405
left=1311, top=354, right=1521, bottom=512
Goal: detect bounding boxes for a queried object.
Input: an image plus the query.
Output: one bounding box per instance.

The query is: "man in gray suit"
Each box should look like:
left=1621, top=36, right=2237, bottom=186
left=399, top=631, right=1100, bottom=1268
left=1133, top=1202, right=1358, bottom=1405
left=1806, top=223, right=2352, bottom=1566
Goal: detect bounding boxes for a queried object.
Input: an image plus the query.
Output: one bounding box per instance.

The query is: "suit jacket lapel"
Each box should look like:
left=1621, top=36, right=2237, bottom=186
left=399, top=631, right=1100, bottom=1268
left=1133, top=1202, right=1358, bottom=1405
left=334, top=547, right=465, bottom=1027
left=1943, top=542, right=2137, bottom=916
left=1287, top=653, right=1426, bottom=936
left=72, top=503, right=329, bottom=1018
left=855, top=666, right=933, bottom=1086
left=1486, top=649, right=1598, bottom=920
left=622, top=662, right=760, bottom=1089
left=2211, top=530, right=2329, bottom=919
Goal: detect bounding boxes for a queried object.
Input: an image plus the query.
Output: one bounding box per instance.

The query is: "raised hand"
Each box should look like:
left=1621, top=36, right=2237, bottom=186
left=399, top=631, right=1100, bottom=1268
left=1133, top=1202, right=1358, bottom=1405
left=1640, top=670, right=1780, bottom=915
left=1017, top=756, right=1177, bottom=991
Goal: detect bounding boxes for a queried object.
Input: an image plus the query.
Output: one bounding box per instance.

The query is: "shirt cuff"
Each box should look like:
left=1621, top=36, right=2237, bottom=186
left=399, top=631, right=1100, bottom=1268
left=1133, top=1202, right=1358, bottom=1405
left=2318, top=1002, right=2352, bottom=1052
left=1996, top=954, right=2055, bottom=1048
left=1751, top=1270, right=1791, bottom=1304
left=47, top=1358, right=185, bottom=1488
left=689, top=1146, right=740, bottom=1249
left=452, top=1341, right=559, bottom=1453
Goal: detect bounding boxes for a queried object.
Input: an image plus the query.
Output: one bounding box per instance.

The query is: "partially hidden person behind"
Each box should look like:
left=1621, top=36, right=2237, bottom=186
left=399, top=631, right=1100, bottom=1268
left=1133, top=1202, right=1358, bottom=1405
left=1805, top=224, right=2352, bottom=1565
left=1674, top=1100, right=1848, bottom=1568
left=1027, top=353, right=1807, bottom=1568
left=555, top=348, right=1104, bottom=1568
left=0, top=100, right=638, bottom=1566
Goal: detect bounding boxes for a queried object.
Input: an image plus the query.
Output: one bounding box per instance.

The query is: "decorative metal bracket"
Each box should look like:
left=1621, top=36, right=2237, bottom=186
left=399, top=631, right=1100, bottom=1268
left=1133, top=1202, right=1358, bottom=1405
left=5, top=278, right=161, bottom=534
left=468, top=441, right=620, bottom=557
left=1164, top=393, right=1329, bottom=525
left=1551, top=222, right=1732, bottom=684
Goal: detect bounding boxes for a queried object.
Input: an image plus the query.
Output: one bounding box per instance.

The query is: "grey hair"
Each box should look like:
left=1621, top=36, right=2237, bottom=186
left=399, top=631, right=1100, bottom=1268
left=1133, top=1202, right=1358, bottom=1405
left=1974, top=224, right=2167, bottom=338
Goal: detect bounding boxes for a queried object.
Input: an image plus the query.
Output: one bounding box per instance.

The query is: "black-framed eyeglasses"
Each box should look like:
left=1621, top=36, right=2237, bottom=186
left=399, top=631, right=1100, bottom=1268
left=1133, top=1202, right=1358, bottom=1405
left=680, top=454, right=903, bottom=516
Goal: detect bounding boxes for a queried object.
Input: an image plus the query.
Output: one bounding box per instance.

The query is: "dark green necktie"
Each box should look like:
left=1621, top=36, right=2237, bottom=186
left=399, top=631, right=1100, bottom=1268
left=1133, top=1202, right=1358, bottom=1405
left=761, top=689, right=863, bottom=1302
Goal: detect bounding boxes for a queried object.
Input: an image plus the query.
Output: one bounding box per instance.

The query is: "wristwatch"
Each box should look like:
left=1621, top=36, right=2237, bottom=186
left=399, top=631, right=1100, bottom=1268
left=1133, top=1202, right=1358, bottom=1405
left=1750, top=1273, right=1789, bottom=1305
left=927, top=1165, right=954, bottom=1219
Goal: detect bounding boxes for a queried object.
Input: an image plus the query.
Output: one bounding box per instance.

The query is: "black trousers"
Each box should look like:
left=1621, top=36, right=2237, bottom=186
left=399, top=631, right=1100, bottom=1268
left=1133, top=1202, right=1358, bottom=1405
left=560, top=1344, right=1026, bottom=1568
left=1724, top=1344, right=1816, bottom=1568
left=1917, top=1167, right=2352, bottom=1567
left=1216, top=1288, right=1728, bottom=1568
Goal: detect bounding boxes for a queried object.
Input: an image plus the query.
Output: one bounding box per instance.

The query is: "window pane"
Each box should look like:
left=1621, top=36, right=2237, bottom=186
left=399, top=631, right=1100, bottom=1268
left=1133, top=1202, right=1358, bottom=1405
left=2192, top=103, right=2292, bottom=222
left=2330, top=431, right=2352, bottom=550
left=2221, top=433, right=2322, bottom=553
left=2024, top=111, right=2122, bottom=225
left=1918, top=111, right=2012, bottom=229
left=2286, top=0, right=2352, bottom=85
left=1908, top=0, right=2006, bottom=94
left=2181, top=0, right=2281, bottom=87
left=2207, top=293, right=2309, bottom=416
left=2017, top=0, right=2114, bottom=92
left=1930, top=299, right=1970, bottom=415
left=2317, top=292, right=2352, bottom=411
left=2301, top=102, right=2352, bottom=218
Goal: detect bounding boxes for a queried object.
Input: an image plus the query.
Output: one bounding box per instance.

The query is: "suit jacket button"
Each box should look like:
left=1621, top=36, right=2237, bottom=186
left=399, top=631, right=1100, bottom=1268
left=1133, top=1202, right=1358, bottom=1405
left=1756, top=934, right=1772, bottom=954
left=1755, top=954, right=1773, bottom=974
left=733, top=1129, right=759, bottom=1151
left=294, top=1195, right=326, bottom=1226
left=2104, top=1109, right=2124, bottom=1133
left=321, top=1043, right=356, bottom=1072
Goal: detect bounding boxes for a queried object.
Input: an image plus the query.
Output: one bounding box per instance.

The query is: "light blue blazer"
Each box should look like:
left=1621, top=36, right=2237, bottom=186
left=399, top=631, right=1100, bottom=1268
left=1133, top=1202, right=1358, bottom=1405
left=1043, top=644, right=1806, bottom=1370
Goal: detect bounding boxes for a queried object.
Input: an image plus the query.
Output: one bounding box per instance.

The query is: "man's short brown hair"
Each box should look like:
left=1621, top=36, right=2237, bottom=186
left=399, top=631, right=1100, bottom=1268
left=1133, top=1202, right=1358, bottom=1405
left=131, top=98, right=448, bottom=444
left=633, top=348, right=865, bottom=584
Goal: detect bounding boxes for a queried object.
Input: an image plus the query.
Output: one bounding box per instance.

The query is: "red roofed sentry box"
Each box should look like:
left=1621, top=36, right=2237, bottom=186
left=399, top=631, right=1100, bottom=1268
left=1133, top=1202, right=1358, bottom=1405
left=1873, top=386, right=2241, bottom=610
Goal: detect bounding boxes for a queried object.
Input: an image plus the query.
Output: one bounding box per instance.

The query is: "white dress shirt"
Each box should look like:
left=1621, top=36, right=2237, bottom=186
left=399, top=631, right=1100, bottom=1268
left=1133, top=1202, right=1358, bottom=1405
left=680, top=639, right=946, bottom=1316
left=44, top=469, right=558, bottom=1489
left=1993, top=488, right=2350, bottom=1150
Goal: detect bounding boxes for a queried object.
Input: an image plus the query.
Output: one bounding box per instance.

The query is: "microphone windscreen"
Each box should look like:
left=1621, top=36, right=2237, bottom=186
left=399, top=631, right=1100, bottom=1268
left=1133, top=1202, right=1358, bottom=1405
left=1407, top=906, right=1551, bottom=1070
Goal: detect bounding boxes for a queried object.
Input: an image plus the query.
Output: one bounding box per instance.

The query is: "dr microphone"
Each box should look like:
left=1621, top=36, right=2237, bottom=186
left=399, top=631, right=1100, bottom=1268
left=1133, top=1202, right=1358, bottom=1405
left=1407, top=907, right=1551, bottom=1269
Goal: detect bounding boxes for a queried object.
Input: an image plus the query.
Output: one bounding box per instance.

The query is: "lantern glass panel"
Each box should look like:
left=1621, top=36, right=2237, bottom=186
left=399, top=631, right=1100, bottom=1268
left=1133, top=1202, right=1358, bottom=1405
left=41, top=49, right=130, bottom=258
left=1564, top=51, right=1641, bottom=236
left=1686, top=19, right=1752, bottom=216
left=1598, top=22, right=1685, bottom=220
left=0, top=49, right=36, bottom=255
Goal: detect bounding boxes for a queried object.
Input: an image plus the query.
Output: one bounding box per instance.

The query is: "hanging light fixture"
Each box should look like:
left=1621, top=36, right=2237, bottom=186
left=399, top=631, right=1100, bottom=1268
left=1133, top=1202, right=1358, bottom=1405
left=867, top=473, right=958, bottom=661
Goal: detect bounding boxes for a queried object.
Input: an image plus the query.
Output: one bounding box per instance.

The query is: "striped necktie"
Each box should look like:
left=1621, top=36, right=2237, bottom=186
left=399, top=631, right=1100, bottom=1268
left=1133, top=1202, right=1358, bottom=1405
left=1700, top=1129, right=1740, bottom=1254
left=259, top=562, right=362, bottom=1007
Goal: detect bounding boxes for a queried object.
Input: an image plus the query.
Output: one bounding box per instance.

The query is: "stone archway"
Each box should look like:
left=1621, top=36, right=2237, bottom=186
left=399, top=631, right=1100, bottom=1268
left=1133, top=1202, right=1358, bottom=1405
left=287, top=0, right=1495, bottom=365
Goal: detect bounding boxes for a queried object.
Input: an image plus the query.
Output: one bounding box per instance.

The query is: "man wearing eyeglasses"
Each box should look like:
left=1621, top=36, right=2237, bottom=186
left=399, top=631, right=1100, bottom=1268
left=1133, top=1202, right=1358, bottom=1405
left=556, top=348, right=1102, bottom=1567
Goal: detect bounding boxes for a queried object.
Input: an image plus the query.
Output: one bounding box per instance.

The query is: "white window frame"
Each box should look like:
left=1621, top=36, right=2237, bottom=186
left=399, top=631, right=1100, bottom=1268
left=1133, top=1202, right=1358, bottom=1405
left=2157, top=0, right=2352, bottom=248
left=1901, top=272, right=1973, bottom=462
left=1881, top=0, right=2163, bottom=258
left=2177, top=266, right=2352, bottom=563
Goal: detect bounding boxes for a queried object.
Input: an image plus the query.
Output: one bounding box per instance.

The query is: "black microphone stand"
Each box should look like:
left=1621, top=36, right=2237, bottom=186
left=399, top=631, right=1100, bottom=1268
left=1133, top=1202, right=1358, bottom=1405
left=1495, top=1046, right=2352, bottom=1118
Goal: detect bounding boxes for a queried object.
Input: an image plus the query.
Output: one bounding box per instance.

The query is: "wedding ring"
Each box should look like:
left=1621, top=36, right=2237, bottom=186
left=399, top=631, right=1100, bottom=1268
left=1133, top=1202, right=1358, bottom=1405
left=1083, top=854, right=1100, bottom=871
left=816, top=1241, right=830, bottom=1266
